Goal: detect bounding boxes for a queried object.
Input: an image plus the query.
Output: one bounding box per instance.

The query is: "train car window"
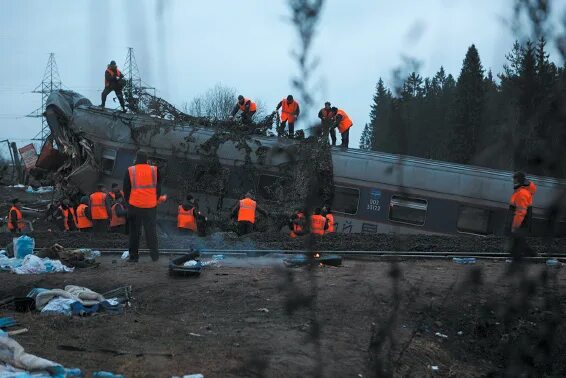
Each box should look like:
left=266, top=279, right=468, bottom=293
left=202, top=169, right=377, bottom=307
left=101, top=148, right=116, bottom=174
left=333, top=186, right=359, bottom=215
left=388, top=195, right=427, bottom=226
left=257, top=174, right=284, bottom=200
left=457, top=206, right=491, bottom=235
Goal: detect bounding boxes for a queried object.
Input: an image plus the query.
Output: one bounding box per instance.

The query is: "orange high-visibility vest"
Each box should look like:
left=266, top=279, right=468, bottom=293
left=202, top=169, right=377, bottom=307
left=310, top=214, right=326, bottom=235
left=105, top=68, right=121, bottom=87
left=177, top=206, right=197, bottom=231
left=109, top=190, right=124, bottom=201
left=238, top=198, right=257, bottom=223
left=510, top=185, right=534, bottom=230
left=110, top=204, right=126, bottom=227
left=290, top=212, right=305, bottom=238
left=7, top=206, right=24, bottom=231
left=281, top=99, right=299, bottom=123
left=238, top=98, right=257, bottom=112
left=59, top=206, right=77, bottom=231
left=325, top=214, right=335, bottom=233
left=76, top=204, right=93, bottom=229
left=128, top=164, right=158, bottom=208
left=320, top=108, right=333, bottom=120
left=336, top=109, right=353, bottom=133
left=90, top=192, right=109, bottom=220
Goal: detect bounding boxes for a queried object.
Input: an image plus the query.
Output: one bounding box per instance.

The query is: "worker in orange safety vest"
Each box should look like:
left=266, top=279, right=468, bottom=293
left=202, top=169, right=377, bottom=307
left=276, top=95, right=301, bottom=138
left=76, top=196, right=93, bottom=232
left=57, top=199, right=78, bottom=232
left=231, top=191, right=268, bottom=236
left=331, top=107, right=353, bottom=148
left=7, top=198, right=24, bottom=233
left=322, top=205, right=335, bottom=234
left=289, top=208, right=305, bottom=238
left=310, top=208, right=328, bottom=236
left=100, top=60, right=126, bottom=112
left=110, top=193, right=127, bottom=233
left=230, top=95, right=257, bottom=125
left=123, top=151, right=161, bottom=262
left=177, top=195, right=198, bottom=233
left=89, top=184, right=112, bottom=233
left=109, top=183, right=125, bottom=202
left=509, top=171, right=537, bottom=234
left=318, top=101, right=336, bottom=146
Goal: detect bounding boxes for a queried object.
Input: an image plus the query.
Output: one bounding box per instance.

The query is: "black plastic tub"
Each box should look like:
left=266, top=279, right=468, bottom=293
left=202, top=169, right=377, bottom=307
left=169, top=252, right=202, bottom=277
left=14, top=297, right=35, bottom=312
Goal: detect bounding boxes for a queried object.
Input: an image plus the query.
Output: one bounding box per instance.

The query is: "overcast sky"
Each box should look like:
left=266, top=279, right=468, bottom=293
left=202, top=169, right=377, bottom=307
left=1, top=0, right=565, bottom=151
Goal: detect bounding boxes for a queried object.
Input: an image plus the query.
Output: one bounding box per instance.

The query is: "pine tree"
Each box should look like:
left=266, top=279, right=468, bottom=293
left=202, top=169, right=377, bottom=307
left=369, top=78, right=393, bottom=152
left=359, top=123, right=373, bottom=150
left=450, top=45, right=486, bottom=163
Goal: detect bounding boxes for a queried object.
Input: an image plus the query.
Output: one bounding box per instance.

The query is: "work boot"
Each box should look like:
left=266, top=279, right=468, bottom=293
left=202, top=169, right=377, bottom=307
left=99, top=103, right=105, bottom=108
left=127, top=257, right=138, bottom=263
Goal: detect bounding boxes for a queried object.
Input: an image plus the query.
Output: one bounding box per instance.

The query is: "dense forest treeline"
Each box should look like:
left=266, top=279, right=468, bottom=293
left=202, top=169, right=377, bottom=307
left=360, top=39, right=566, bottom=178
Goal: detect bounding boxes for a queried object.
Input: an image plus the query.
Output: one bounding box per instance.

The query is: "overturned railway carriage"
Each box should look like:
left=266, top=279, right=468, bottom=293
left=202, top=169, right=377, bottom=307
left=42, top=90, right=566, bottom=236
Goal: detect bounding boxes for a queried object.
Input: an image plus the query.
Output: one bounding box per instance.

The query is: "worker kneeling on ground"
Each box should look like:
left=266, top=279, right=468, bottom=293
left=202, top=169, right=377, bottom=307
left=322, top=205, right=335, bottom=234
left=331, top=107, right=353, bottom=148
left=124, top=151, right=161, bottom=262
left=57, top=199, right=78, bottom=232
left=276, top=95, right=300, bottom=138
left=230, top=95, right=257, bottom=125
left=509, top=171, right=537, bottom=234
left=289, top=208, right=305, bottom=238
left=231, top=191, right=268, bottom=236
left=76, top=196, right=93, bottom=232
left=318, top=102, right=336, bottom=146
left=110, top=194, right=127, bottom=233
left=100, top=60, right=126, bottom=112
left=310, top=208, right=328, bottom=236
left=89, top=184, right=112, bottom=233
left=7, top=198, right=24, bottom=234
left=178, top=195, right=198, bottom=233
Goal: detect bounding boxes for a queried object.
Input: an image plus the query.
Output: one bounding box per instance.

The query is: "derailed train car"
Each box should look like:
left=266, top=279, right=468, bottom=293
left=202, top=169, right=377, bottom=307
left=41, top=90, right=566, bottom=236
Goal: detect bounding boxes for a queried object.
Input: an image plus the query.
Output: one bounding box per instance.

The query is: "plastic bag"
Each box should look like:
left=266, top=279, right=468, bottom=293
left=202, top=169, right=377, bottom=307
left=13, top=236, right=34, bottom=259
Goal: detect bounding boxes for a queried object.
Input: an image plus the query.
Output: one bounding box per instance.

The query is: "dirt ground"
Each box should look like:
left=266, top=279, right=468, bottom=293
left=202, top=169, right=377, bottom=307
left=1, top=257, right=566, bottom=377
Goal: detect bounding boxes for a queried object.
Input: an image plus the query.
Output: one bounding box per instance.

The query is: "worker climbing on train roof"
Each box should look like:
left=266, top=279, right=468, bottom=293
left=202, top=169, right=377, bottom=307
left=231, top=191, right=268, bottom=236
left=177, top=194, right=198, bottom=234
left=330, top=107, right=353, bottom=148
left=322, top=205, right=335, bottom=234
left=109, top=183, right=125, bottom=202
left=276, top=95, right=301, bottom=139
left=230, top=95, right=257, bottom=125
left=56, top=199, right=78, bottom=232
left=289, top=208, right=305, bottom=238
left=7, top=198, right=24, bottom=234
left=310, top=208, right=328, bottom=236
left=110, top=193, right=127, bottom=233
left=89, top=184, right=112, bottom=234
left=509, top=171, right=537, bottom=235
left=100, top=60, right=126, bottom=112
left=318, top=102, right=336, bottom=146
left=76, top=196, right=93, bottom=232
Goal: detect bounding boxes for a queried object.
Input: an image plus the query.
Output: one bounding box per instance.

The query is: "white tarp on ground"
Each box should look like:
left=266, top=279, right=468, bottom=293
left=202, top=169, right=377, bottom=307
left=35, top=285, right=105, bottom=311
left=0, top=334, right=63, bottom=376
left=2, top=255, right=74, bottom=275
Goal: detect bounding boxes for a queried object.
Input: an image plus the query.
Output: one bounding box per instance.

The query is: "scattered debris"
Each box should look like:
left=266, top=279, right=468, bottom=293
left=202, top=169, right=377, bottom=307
left=121, top=251, right=129, bottom=260
left=457, top=331, right=463, bottom=336
left=257, top=308, right=269, bottom=313
left=7, top=328, right=29, bottom=336
left=189, top=333, right=203, bottom=337
left=434, top=332, right=448, bottom=339
left=431, top=365, right=439, bottom=371
left=92, top=371, right=125, bottom=378
left=25, top=186, right=53, bottom=194
left=172, top=374, right=204, bottom=378
left=169, top=253, right=202, bottom=277
left=0, top=334, right=67, bottom=376
left=546, top=259, right=559, bottom=267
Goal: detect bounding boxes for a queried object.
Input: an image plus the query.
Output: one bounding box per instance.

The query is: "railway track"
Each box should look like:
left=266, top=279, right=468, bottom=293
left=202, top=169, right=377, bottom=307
left=36, top=248, right=566, bottom=261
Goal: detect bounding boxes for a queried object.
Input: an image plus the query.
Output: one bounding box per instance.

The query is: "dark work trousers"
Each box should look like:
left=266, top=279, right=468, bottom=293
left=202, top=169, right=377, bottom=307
left=101, top=86, right=126, bottom=110
left=110, top=225, right=126, bottom=234
left=329, top=127, right=337, bottom=145
left=242, top=110, right=256, bottom=125
left=128, top=206, right=159, bottom=261
left=279, top=121, right=295, bottom=138
left=321, top=121, right=336, bottom=145
left=340, top=129, right=350, bottom=148
left=237, top=221, right=254, bottom=236
left=92, top=219, right=109, bottom=233
left=79, top=227, right=92, bottom=233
